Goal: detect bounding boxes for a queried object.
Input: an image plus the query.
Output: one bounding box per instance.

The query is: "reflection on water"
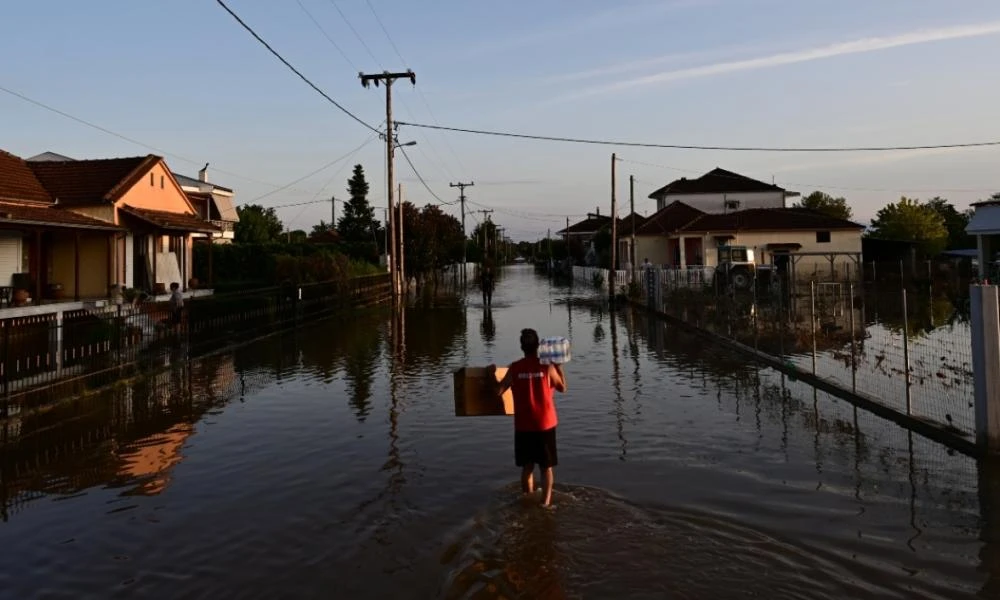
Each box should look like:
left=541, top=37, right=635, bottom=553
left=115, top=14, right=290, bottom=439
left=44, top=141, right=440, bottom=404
left=0, top=267, right=996, bottom=598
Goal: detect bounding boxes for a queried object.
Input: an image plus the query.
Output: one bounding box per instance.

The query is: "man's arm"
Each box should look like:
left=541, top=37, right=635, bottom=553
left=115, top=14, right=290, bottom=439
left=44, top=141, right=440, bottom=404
left=490, top=364, right=514, bottom=395
left=548, top=364, right=567, bottom=393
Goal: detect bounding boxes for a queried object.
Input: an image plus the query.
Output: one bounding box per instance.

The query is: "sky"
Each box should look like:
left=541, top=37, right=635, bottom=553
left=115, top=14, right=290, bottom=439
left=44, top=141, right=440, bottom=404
left=3, top=0, right=1000, bottom=241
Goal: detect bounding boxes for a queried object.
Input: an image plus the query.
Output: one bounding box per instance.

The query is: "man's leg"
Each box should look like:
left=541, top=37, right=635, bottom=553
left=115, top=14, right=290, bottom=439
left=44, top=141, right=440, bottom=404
left=541, top=467, right=554, bottom=506
left=521, top=464, right=535, bottom=495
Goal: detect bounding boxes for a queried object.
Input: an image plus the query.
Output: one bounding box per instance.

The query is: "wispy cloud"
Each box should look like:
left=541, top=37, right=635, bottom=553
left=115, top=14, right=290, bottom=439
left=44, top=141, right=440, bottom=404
left=471, top=0, right=712, bottom=56
left=566, top=21, right=1000, bottom=98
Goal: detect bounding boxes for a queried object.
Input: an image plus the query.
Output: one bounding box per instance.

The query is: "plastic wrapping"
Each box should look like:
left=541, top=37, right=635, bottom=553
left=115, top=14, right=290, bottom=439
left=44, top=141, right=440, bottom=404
left=538, top=336, right=571, bottom=365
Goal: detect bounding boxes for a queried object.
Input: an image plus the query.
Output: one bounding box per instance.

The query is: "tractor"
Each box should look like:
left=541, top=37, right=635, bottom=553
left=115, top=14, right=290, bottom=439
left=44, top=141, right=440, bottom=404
left=713, top=245, right=774, bottom=292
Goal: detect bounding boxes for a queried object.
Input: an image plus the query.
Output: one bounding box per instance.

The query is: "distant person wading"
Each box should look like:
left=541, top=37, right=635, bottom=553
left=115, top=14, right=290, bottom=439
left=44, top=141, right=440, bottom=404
left=481, top=266, right=495, bottom=306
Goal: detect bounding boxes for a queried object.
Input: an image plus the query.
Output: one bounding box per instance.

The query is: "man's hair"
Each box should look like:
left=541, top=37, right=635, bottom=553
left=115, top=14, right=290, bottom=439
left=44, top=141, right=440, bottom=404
left=170, top=282, right=179, bottom=290
left=520, top=328, right=540, bottom=354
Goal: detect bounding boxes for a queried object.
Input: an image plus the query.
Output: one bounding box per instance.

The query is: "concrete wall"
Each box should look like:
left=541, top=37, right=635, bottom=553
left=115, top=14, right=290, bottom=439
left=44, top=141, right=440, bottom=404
left=49, top=232, right=110, bottom=298
left=656, top=191, right=785, bottom=213
left=634, top=235, right=671, bottom=266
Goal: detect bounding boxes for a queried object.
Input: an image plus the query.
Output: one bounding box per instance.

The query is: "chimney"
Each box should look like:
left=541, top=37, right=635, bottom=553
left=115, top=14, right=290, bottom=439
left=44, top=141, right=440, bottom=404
left=596, top=207, right=600, bottom=216
left=198, top=162, right=209, bottom=183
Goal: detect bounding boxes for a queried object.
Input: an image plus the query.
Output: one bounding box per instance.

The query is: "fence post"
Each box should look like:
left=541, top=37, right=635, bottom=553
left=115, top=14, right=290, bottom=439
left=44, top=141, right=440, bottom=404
left=1, top=322, right=7, bottom=405
left=810, top=280, right=817, bottom=375
left=971, top=284, right=1000, bottom=453
left=849, top=282, right=856, bottom=393
left=902, top=287, right=912, bottom=415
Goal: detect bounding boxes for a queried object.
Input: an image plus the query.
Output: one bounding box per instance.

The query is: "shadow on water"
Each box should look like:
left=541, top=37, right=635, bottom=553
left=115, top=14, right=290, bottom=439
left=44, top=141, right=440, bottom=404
left=2, top=266, right=1000, bottom=598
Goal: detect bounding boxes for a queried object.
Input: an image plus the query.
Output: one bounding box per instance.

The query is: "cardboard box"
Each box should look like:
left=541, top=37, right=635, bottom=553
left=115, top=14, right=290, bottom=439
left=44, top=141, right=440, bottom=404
left=454, top=366, right=514, bottom=416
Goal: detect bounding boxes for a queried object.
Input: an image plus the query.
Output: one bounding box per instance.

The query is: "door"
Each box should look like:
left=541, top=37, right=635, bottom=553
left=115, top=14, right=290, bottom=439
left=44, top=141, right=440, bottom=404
left=133, top=234, right=149, bottom=291
left=0, top=232, right=23, bottom=287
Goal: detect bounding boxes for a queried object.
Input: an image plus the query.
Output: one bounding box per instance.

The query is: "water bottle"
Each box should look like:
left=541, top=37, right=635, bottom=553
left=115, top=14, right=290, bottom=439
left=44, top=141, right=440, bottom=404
left=538, top=336, right=571, bottom=365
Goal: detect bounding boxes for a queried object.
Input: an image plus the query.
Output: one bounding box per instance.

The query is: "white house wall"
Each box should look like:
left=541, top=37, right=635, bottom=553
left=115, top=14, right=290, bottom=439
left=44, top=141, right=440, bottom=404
left=657, top=191, right=786, bottom=212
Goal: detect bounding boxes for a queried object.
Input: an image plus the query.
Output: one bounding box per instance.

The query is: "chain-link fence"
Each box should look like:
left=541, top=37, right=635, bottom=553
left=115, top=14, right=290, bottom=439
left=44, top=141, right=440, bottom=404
left=633, top=268, right=975, bottom=449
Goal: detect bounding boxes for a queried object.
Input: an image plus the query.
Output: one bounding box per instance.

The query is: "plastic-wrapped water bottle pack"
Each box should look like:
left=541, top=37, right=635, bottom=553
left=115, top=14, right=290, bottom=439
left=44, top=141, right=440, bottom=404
left=538, top=336, right=571, bottom=365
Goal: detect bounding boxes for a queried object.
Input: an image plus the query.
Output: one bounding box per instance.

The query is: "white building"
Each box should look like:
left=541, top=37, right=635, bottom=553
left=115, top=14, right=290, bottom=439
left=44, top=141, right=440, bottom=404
left=648, top=167, right=799, bottom=213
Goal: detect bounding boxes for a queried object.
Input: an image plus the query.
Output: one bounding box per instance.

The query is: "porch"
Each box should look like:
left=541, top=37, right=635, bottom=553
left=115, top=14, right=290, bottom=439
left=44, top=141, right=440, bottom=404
left=118, top=205, right=219, bottom=293
left=0, top=215, right=124, bottom=308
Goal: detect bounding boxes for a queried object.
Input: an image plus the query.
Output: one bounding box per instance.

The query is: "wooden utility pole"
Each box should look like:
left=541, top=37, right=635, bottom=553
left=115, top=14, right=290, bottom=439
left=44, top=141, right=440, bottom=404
left=610, top=153, right=618, bottom=300
left=629, top=174, right=636, bottom=285
left=360, top=69, right=415, bottom=298
left=450, top=181, right=474, bottom=283
left=331, top=195, right=336, bottom=227
left=475, top=209, right=493, bottom=262
left=398, top=183, right=405, bottom=292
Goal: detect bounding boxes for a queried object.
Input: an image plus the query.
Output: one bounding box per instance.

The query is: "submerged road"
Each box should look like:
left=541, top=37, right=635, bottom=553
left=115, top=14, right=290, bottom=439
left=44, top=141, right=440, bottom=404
left=0, top=265, right=996, bottom=599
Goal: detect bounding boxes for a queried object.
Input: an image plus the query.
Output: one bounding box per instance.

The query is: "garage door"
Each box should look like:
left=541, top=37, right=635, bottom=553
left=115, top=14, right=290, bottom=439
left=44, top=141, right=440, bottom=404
left=0, top=233, right=22, bottom=287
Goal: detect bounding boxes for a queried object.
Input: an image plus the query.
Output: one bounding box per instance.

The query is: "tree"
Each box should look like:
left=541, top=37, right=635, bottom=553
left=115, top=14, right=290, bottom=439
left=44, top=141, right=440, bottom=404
left=309, top=220, right=340, bottom=244
left=795, top=191, right=853, bottom=220
left=925, top=197, right=974, bottom=250
left=235, top=204, right=283, bottom=244
left=402, top=203, right=464, bottom=285
left=288, top=229, right=308, bottom=244
left=868, top=197, right=948, bottom=257
left=336, top=165, right=380, bottom=262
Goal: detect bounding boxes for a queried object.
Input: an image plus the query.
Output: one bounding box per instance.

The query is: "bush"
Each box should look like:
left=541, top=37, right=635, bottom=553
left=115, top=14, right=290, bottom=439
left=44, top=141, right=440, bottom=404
left=591, top=272, right=604, bottom=289
left=194, top=243, right=381, bottom=286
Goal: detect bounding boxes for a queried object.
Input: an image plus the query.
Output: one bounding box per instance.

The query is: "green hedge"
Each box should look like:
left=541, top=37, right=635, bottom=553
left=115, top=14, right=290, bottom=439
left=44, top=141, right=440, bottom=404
left=194, top=243, right=382, bottom=288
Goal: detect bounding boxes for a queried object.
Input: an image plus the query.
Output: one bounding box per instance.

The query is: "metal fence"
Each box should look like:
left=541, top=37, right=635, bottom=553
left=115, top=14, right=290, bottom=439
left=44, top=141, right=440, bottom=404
left=0, top=273, right=392, bottom=411
left=612, top=266, right=976, bottom=450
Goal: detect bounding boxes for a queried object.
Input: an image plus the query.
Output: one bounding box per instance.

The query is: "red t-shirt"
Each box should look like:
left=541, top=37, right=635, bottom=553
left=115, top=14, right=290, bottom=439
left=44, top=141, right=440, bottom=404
left=509, top=357, right=558, bottom=432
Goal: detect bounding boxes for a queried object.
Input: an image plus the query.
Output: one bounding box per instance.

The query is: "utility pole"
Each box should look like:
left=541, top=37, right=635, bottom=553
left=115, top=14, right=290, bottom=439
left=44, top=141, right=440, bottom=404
left=629, top=174, right=636, bottom=286
left=331, top=195, right=336, bottom=227
left=360, top=69, right=416, bottom=299
left=475, top=209, right=493, bottom=263
left=398, top=183, right=405, bottom=293
left=450, top=181, right=474, bottom=283
left=610, top=153, right=618, bottom=301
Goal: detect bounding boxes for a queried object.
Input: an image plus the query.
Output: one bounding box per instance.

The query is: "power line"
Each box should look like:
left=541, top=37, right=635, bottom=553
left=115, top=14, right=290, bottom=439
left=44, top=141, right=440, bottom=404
left=215, top=0, right=380, bottom=134
left=0, top=83, right=330, bottom=192
left=362, top=0, right=469, bottom=175
left=245, top=135, right=378, bottom=204
left=621, top=157, right=1000, bottom=194
left=326, top=0, right=382, bottom=66
left=398, top=146, right=456, bottom=205
left=467, top=199, right=582, bottom=220
left=396, top=120, right=1000, bottom=153
left=296, top=0, right=359, bottom=71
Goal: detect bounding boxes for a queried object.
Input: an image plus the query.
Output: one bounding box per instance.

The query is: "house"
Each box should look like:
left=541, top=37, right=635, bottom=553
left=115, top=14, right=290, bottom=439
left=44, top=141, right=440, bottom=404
left=26, top=154, right=219, bottom=295
left=174, top=164, right=239, bottom=244
left=966, top=198, right=1000, bottom=280
left=0, top=150, right=125, bottom=304
left=0, top=149, right=219, bottom=307
left=557, top=209, right=611, bottom=247
left=648, top=167, right=800, bottom=213
left=615, top=212, right=648, bottom=268
left=29, top=152, right=239, bottom=243
left=634, top=201, right=864, bottom=279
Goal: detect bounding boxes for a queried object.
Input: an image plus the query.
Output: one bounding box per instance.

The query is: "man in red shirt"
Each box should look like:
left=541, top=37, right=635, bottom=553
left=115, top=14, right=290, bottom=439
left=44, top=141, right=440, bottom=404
left=492, top=329, right=567, bottom=507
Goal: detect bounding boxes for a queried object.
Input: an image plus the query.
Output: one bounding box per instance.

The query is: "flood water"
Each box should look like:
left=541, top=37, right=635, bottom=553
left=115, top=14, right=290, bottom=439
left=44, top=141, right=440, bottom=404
left=1, top=265, right=998, bottom=599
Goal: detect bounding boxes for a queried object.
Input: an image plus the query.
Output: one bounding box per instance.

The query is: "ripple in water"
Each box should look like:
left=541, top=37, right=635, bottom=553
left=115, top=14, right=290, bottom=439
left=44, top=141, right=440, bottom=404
left=437, top=485, right=941, bottom=600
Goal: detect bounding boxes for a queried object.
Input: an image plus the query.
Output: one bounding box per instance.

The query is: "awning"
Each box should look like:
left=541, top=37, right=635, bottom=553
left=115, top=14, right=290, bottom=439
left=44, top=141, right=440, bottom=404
left=0, top=202, right=123, bottom=231
left=120, top=205, right=220, bottom=233
left=765, top=243, right=803, bottom=251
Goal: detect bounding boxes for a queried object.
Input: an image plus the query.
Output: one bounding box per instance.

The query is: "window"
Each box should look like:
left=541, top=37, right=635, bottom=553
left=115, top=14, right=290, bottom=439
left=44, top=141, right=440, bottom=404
left=150, top=173, right=154, bottom=186
left=160, top=175, right=164, bottom=189
left=816, top=231, right=831, bottom=243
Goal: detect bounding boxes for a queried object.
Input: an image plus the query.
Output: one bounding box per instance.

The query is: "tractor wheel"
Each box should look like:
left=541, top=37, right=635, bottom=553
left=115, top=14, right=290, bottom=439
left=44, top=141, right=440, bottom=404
left=730, top=268, right=751, bottom=290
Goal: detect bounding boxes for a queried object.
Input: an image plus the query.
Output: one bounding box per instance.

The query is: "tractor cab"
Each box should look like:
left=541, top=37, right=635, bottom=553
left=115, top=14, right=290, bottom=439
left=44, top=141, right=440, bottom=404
left=714, top=244, right=770, bottom=291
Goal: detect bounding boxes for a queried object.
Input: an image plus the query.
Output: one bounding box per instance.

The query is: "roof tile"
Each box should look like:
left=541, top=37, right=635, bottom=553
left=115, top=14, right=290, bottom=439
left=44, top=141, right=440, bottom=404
left=0, top=150, right=52, bottom=204
left=28, top=155, right=160, bottom=205
left=0, top=201, right=121, bottom=230
left=120, top=205, right=220, bottom=233
left=648, top=168, right=787, bottom=199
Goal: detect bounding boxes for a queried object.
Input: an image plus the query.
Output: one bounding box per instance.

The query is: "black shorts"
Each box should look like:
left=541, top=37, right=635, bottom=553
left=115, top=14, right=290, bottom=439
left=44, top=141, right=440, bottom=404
left=514, top=427, right=558, bottom=468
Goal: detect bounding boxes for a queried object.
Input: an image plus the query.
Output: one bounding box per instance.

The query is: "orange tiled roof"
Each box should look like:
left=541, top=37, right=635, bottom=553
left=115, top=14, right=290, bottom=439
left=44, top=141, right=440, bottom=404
left=28, top=155, right=160, bottom=205
left=0, top=201, right=122, bottom=230
left=120, top=205, right=220, bottom=233
left=0, top=150, right=53, bottom=204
